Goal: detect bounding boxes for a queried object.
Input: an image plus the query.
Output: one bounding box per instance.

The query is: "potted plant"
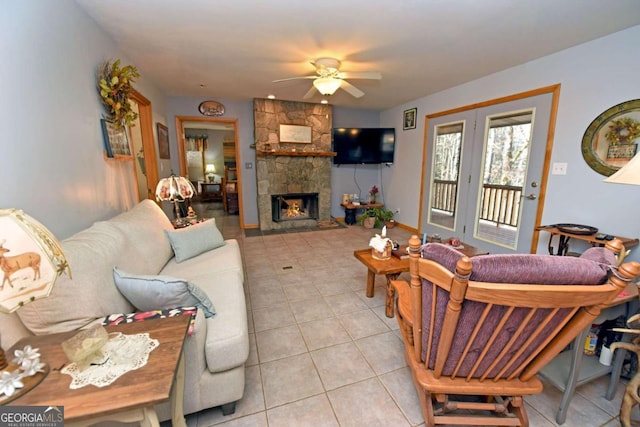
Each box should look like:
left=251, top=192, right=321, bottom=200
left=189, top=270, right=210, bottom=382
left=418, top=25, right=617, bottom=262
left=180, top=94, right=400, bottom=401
left=359, top=207, right=394, bottom=229
left=360, top=207, right=378, bottom=228
left=98, top=59, right=140, bottom=129
left=378, top=208, right=395, bottom=228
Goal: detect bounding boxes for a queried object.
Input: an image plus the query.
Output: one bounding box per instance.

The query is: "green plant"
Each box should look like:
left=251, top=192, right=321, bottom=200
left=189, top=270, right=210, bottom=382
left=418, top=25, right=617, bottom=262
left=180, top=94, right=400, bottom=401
left=359, top=207, right=394, bottom=228
left=98, top=59, right=140, bottom=128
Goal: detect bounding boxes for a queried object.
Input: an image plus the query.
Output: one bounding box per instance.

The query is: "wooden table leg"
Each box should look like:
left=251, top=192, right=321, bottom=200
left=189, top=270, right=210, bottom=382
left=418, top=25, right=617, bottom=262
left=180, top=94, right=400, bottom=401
left=171, top=352, right=187, bottom=427
left=385, top=273, right=400, bottom=318
left=365, top=269, right=376, bottom=297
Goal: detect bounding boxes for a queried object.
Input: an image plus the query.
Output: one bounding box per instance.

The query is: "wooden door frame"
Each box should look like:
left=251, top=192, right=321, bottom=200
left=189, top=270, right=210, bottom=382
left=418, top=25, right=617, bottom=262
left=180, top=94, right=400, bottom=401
left=129, top=89, right=158, bottom=200
left=419, top=84, right=561, bottom=253
left=174, top=116, right=244, bottom=229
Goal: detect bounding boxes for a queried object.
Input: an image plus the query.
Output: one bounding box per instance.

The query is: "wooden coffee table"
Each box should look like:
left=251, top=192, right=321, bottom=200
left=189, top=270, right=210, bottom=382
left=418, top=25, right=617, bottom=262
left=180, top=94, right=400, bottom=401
left=354, top=240, right=488, bottom=318
left=7, top=315, right=191, bottom=427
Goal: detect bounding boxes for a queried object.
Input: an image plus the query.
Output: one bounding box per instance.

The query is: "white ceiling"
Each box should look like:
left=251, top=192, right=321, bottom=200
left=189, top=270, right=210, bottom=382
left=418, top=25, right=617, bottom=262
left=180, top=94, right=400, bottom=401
left=75, top=0, right=640, bottom=110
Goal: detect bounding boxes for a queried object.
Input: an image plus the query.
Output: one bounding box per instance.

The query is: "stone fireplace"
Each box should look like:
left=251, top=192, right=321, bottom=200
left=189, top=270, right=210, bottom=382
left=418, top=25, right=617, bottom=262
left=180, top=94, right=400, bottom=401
left=254, top=99, right=333, bottom=231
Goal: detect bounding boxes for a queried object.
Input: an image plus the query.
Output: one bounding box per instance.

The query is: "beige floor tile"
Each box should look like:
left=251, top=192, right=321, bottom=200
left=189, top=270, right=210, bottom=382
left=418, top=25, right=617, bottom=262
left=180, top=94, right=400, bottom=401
left=379, top=367, right=423, bottom=426
left=211, top=412, right=269, bottom=426
left=252, top=303, right=296, bottom=332
left=325, top=291, right=370, bottom=316
left=282, top=282, right=321, bottom=302
left=310, top=342, right=375, bottom=390
left=339, top=309, right=390, bottom=340
left=298, top=317, right=352, bottom=351
left=328, top=378, right=411, bottom=426
left=289, top=297, right=333, bottom=323
left=255, top=324, right=307, bottom=363
left=266, top=394, right=339, bottom=427
left=250, top=286, right=286, bottom=310
left=356, top=331, right=406, bottom=375
left=246, top=332, right=258, bottom=366
left=260, top=353, right=324, bottom=409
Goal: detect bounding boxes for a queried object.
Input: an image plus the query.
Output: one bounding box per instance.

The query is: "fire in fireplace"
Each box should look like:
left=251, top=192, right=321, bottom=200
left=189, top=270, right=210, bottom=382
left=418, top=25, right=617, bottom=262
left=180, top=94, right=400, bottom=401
left=271, top=193, right=319, bottom=222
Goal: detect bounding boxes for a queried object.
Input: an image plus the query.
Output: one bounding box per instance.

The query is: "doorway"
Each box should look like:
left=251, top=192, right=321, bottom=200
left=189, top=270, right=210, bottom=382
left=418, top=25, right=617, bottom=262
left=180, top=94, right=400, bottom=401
left=175, top=116, right=243, bottom=228
left=420, top=85, right=560, bottom=254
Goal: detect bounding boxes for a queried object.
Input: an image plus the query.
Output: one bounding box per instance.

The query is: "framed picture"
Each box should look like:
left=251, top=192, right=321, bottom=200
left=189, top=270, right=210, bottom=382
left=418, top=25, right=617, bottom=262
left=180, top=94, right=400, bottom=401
left=279, top=124, right=312, bottom=143
left=101, top=119, right=132, bottom=158
left=403, top=108, right=417, bottom=130
left=157, top=122, right=170, bottom=159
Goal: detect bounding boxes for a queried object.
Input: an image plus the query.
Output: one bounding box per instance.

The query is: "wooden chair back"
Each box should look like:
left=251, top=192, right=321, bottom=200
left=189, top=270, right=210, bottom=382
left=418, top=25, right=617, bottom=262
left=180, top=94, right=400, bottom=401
left=395, top=234, right=640, bottom=426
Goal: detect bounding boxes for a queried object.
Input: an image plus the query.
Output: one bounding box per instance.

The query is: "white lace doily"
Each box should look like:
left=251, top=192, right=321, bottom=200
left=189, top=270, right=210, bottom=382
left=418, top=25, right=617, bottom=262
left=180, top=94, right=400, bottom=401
left=61, top=332, right=159, bottom=389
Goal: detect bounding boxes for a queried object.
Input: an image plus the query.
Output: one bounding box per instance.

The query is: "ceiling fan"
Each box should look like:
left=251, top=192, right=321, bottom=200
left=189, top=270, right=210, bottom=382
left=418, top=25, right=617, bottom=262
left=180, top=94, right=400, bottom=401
left=272, top=57, right=382, bottom=99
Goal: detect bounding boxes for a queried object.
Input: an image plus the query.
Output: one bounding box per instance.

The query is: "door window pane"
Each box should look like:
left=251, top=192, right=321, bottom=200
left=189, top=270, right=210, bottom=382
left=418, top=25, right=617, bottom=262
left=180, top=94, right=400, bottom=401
left=475, top=112, right=533, bottom=247
left=429, top=122, right=463, bottom=230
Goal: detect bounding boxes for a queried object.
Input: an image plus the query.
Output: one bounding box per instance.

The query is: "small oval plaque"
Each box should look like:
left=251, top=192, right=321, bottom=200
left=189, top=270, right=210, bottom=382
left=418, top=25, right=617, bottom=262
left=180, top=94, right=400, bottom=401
left=198, top=100, right=225, bottom=117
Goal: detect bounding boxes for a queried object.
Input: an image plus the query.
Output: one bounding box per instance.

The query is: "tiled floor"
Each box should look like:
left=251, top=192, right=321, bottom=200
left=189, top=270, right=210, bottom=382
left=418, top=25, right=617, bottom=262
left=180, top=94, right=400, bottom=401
left=186, top=202, right=633, bottom=427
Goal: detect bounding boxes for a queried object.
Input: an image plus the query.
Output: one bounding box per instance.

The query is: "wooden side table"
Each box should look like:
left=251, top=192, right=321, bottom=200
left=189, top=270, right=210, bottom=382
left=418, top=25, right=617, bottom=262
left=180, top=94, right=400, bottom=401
left=7, top=316, right=191, bottom=427
left=341, top=202, right=384, bottom=225
left=354, top=240, right=488, bottom=317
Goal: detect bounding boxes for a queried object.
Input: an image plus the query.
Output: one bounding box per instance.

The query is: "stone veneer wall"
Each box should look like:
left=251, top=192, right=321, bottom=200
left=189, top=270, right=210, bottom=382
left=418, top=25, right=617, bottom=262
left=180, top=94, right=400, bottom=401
left=254, top=99, right=333, bottom=230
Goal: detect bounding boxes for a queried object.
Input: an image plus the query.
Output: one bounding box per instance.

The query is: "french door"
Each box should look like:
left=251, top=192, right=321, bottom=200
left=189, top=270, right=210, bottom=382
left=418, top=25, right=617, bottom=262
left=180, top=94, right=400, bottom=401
left=422, top=90, right=556, bottom=254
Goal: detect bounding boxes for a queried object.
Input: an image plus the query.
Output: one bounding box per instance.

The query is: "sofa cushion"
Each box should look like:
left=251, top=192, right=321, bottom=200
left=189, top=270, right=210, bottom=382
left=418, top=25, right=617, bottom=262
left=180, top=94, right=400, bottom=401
left=108, top=199, right=174, bottom=274
left=421, top=243, right=615, bottom=284
left=113, top=268, right=215, bottom=317
left=165, top=219, right=225, bottom=263
left=17, top=221, right=136, bottom=335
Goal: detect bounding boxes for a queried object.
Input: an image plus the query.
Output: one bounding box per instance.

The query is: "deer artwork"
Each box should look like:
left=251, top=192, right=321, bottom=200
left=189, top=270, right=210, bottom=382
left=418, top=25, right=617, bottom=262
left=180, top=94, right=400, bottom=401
left=0, top=239, right=41, bottom=290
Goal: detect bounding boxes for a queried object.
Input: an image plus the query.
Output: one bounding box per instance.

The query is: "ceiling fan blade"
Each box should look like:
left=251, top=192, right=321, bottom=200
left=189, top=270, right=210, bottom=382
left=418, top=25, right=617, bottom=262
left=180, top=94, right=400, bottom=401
left=272, top=75, right=316, bottom=83
left=338, top=71, right=382, bottom=80
left=302, top=86, right=317, bottom=99
left=340, top=80, right=365, bottom=98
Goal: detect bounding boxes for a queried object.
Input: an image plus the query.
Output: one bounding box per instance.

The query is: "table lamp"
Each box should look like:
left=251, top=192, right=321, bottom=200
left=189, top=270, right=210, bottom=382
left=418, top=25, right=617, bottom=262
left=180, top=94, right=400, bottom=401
left=205, top=164, right=216, bottom=183
left=0, top=209, right=71, bottom=402
left=604, top=152, right=640, bottom=186
left=155, top=174, right=196, bottom=225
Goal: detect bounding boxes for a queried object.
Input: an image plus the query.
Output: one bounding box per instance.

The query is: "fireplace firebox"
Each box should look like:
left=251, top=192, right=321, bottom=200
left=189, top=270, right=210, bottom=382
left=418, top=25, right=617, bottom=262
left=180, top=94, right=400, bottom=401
left=271, top=193, right=319, bottom=222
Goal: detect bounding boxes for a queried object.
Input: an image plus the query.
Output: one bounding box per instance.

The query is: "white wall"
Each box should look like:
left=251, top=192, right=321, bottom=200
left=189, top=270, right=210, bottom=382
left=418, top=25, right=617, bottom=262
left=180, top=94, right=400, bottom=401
left=1, top=0, right=167, bottom=239
left=381, top=25, right=640, bottom=262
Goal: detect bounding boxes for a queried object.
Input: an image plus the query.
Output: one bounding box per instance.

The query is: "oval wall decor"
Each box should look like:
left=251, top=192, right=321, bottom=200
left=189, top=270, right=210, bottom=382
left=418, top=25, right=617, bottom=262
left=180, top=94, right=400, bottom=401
left=198, top=100, right=225, bottom=117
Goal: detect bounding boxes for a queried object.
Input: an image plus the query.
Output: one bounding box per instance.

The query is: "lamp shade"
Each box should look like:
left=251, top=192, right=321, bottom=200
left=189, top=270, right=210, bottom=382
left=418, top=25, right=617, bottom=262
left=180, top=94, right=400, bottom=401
left=205, top=164, right=216, bottom=175
left=604, top=153, right=640, bottom=185
left=313, top=77, right=342, bottom=96
left=155, top=174, right=196, bottom=202
left=0, top=209, right=70, bottom=313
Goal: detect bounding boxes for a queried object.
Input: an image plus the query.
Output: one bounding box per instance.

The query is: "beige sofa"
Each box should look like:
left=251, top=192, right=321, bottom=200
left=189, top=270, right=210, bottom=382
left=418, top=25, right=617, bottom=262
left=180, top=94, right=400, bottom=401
left=0, top=199, right=249, bottom=417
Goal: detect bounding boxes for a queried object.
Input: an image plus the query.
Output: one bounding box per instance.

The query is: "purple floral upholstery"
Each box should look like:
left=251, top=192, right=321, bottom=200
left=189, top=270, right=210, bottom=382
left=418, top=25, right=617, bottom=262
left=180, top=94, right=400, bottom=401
left=420, top=243, right=616, bottom=378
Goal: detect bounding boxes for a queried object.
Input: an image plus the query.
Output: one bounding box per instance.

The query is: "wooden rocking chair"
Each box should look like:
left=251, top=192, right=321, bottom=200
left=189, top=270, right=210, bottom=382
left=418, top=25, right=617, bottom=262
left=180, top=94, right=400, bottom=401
left=392, top=235, right=640, bottom=426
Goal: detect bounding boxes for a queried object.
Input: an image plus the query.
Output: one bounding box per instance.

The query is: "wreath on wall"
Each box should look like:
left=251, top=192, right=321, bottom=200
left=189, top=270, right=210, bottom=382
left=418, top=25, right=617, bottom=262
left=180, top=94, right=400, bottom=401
left=605, top=116, right=640, bottom=145
left=97, top=59, right=140, bottom=129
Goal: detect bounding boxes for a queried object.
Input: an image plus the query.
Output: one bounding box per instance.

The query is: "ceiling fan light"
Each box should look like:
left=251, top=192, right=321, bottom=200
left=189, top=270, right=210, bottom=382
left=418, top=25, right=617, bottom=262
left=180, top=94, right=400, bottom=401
left=313, top=78, right=342, bottom=95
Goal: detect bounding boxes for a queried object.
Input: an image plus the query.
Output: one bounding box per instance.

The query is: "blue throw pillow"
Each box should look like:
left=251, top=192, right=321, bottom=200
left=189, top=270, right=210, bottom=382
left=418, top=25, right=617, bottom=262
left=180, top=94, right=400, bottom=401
left=165, top=219, right=225, bottom=263
left=113, top=267, right=216, bottom=317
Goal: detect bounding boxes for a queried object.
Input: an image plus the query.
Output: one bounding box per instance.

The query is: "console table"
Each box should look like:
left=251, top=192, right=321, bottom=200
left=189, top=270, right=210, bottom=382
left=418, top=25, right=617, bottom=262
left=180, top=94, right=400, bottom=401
left=7, top=316, right=191, bottom=427
left=341, top=202, right=384, bottom=225
left=537, top=225, right=638, bottom=261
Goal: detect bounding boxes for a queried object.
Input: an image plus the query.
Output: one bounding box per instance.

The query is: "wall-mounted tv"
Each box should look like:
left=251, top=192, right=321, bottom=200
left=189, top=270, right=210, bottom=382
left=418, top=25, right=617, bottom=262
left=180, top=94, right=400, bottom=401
left=331, top=128, right=396, bottom=165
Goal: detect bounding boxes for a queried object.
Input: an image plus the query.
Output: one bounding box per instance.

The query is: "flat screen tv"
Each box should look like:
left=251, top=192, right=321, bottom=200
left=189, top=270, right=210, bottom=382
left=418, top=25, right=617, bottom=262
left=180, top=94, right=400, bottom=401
left=332, top=128, right=396, bottom=165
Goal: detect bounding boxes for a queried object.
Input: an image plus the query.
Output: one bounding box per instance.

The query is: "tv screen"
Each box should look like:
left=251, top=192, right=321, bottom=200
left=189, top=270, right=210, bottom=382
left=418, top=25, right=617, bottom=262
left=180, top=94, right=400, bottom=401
left=332, top=128, right=396, bottom=165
